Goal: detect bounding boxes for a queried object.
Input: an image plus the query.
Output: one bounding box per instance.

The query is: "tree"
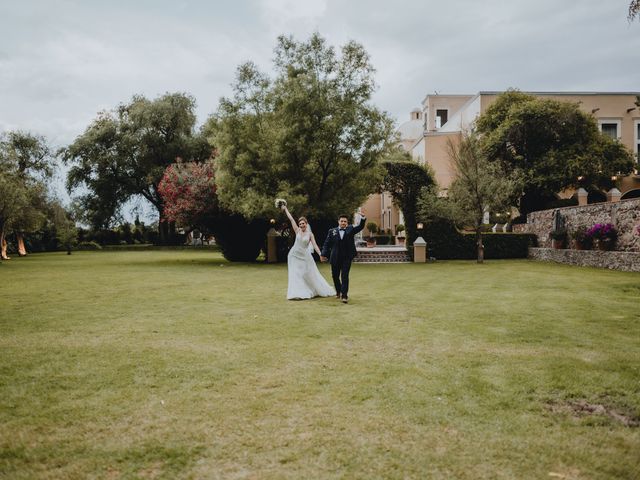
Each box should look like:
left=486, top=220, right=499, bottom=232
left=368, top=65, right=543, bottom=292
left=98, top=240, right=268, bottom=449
left=380, top=151, right=435, bottom=246
left=62, top=93, right=212, bottom=243
left=50, top=202, right=78, bottom=254
left=211, top=33, right=395, bottom=229
left=630, top=0, right=640, bottom=21
left=476, top=90, right=635, bottom=215
left=157, top=160, right=219, bottom=233
left=0, top=131, right=53, bottom=257
left=442, top=134, right=521, bottom=263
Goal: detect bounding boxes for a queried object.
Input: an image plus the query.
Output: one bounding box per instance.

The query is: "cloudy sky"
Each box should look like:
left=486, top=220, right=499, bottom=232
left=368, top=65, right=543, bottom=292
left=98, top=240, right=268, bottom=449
left=1, top=0, right=639, bottom=211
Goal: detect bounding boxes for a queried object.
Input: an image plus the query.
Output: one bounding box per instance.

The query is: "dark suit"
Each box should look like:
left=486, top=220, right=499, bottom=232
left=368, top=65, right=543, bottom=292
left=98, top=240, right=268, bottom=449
left=321, top=216, right=366, bottom=298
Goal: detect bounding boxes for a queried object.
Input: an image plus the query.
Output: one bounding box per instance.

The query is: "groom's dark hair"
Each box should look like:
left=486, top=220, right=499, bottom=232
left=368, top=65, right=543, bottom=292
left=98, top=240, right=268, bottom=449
left=338, top=214, right=349, bottom=220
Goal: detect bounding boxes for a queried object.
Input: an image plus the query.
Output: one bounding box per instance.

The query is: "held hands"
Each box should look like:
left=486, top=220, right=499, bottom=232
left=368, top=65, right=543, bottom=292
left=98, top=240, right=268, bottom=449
left=320, top=256, right=328, bottom=262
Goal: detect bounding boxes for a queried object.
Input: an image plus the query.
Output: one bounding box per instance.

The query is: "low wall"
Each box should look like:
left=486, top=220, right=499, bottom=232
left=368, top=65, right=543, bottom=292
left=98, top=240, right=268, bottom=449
left=528, top=247, right=640, bottom=272
left=524, top=198, right=640, bottom=251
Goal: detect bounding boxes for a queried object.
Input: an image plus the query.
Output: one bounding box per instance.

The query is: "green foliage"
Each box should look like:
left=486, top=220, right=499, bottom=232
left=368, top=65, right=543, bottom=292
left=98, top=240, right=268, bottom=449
left=434, top=134, right=521, bottom=262
left=211, top=215, right=268, bottom=262
left=366, top=222, right=378, bottom=235
left=0, top=131, right=53, bottom=239
left=630, top=0, right=640, bottom=21
left=51, top=202, right=78, bottom=254
left=77, top=241, right=103, bottom=250
left=476, top=90, right=635, bottom=214
left=62, top=93, right=211, bottom=235
left=423, top=219, right=536, bottom=259
left=381, top=154, right=435, bottom=246
left=374, top=234, right=393, bottom=245
left=211, top=33, right=395, bottom=222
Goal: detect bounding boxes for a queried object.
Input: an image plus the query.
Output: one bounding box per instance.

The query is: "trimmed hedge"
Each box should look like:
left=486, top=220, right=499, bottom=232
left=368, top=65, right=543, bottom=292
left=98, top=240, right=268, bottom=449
left=423, top=219, right=537, bottom=259
left=374, top=234, right=394, bottom=245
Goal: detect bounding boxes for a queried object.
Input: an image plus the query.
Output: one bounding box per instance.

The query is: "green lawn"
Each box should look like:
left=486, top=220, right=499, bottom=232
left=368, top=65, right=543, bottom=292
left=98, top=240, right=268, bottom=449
left=1, top=251, right=639, bottom=479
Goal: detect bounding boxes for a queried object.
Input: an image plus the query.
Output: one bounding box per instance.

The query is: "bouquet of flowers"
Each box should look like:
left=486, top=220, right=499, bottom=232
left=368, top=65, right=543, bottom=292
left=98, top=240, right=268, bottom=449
left=275, top=198, right=287, bottom=209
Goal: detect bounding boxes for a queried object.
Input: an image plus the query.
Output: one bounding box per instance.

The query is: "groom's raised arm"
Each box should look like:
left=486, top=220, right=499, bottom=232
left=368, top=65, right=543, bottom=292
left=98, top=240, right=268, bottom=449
left=353, top=214, right=366, bottom=235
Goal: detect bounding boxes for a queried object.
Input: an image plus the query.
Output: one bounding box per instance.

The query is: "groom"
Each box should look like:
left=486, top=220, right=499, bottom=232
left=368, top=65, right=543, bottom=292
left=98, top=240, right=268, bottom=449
left=320, top=210, right=366, bottom=304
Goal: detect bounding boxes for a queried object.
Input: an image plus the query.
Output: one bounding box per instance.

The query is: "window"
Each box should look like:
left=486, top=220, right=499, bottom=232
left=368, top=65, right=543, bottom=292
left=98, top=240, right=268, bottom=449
left=598, top=119, right=621, bottom=140
left=435, top=109, right=448, bottom=128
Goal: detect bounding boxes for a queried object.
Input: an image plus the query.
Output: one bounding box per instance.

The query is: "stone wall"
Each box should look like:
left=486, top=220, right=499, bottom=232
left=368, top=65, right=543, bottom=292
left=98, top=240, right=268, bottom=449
left=528, top=248, right=640, bottom=272
left=523, top=198, right=640, bottom=252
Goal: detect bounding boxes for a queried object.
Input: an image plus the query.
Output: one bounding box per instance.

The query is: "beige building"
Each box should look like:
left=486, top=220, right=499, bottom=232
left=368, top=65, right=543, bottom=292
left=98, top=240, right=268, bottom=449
left=413, top=91, right=640, bottom=198
left=363, top=91, right=640, bottom=235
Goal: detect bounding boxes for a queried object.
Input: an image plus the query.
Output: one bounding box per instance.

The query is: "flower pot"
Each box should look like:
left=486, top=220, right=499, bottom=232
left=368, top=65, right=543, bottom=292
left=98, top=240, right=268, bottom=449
left=552, top=239, right=565, bottom=249
left=597, top=239, right=615, bottom=251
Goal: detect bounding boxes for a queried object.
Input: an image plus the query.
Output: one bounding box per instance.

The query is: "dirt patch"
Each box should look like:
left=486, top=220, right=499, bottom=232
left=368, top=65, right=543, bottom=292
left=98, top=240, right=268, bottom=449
left=547, top=400, right=640, bottom=427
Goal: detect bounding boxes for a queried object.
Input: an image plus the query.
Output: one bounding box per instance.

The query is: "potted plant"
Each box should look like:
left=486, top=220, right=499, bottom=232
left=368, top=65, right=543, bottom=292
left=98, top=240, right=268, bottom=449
left=571, top=226, right=592, bottom=250
left=365, top=221, right=378, bottom=247
left=550, top=228, right=567, bottom=249
left=586, top=223, right=617, bottom=251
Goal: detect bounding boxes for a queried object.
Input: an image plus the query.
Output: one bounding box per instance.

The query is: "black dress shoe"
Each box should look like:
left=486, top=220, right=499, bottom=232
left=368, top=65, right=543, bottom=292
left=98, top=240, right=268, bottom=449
left=341, top=296, right=348, bottom=304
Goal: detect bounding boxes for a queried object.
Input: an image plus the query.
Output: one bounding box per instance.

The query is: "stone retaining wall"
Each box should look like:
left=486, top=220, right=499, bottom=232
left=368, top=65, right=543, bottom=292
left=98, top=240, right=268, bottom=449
left=523, top=198, right=640, bottom=251
left=528, top=247, right=640, bottom=272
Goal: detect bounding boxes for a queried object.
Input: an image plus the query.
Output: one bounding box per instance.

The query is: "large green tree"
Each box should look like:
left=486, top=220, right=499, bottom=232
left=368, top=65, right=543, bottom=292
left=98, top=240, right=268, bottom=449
left=476, top=90, right=635, bottom=215
left=62, top=93, right=212, bottom=243
left=0, top=131, right=52, bottom=257
left=211, top=33, right=395, bottom=227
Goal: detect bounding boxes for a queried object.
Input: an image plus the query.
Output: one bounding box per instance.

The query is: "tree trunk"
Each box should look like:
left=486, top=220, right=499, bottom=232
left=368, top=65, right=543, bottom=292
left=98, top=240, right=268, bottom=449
left=476, top=228, right=484, bottom=264
left=0, top=225, right=8, bottom=260
left=17, top=234, right=27, bottom=256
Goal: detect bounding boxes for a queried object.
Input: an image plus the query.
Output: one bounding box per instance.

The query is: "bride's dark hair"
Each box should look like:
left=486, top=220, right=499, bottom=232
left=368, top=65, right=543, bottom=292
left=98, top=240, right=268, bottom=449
left=298, top=216, right=308, bottom=224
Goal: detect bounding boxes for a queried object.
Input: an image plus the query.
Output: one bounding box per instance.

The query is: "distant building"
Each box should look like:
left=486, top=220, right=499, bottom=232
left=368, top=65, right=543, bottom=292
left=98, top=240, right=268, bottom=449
left=412, top=91, right=640, bottom=198
left=362, top=91, right=640, bottom=237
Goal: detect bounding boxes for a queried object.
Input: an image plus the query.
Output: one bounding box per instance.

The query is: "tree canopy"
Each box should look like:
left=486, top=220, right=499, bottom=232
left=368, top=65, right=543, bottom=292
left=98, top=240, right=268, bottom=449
left=211, top=33, right=395, bottom=223
left=630, top=0, right=640, bottom=21
left=476, top=90, right=635, bottom=214
left=380, top=150, right=435, bottom=246
left=157, top=160, right=219, bottom=233
left=62, top=93, right=212, bottom=240
left=0, top=132, right=53, bottom=253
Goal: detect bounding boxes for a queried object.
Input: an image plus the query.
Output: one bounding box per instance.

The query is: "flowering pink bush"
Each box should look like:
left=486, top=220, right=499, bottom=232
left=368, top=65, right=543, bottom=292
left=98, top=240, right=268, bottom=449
left=586, top=223, right=617, bottom=241
left=157, top=161, right=219, bottom=228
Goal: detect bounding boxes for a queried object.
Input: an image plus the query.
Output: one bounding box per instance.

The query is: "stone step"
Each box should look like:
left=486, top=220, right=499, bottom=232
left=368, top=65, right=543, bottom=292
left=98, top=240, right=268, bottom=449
left=353, top=249, right=411, bottom=263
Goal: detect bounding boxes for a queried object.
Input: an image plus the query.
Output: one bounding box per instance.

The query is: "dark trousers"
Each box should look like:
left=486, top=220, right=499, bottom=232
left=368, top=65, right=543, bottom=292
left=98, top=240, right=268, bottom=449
left=331, top=258, right=352, bottom=298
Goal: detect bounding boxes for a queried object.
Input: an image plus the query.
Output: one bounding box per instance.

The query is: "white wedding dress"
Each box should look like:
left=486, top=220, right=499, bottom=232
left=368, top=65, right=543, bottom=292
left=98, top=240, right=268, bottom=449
left=287, top=230, right=336, bottom=300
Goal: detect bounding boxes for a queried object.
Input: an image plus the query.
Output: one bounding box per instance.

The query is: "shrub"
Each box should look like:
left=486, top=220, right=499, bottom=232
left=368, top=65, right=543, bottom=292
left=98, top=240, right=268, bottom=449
left=212, top=215, right=269, bottom=262
left=586, top=223, right=617, bottom=241
left=374, top=235, right=393, bottom=245
left=423, top=219, right=536, bottom=259
left=571, top=226, right=593, bottom=249
left=77, top=241, right=102, bottom=250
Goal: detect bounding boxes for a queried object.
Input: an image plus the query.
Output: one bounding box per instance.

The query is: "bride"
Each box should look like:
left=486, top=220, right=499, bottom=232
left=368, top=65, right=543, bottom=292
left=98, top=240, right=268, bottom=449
left=281, top=204, right=336, bottom=300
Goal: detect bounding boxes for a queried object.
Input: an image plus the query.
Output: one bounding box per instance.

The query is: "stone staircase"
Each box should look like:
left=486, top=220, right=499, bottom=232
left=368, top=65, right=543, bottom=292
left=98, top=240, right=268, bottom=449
left=353, top=246, right=411, bottom=263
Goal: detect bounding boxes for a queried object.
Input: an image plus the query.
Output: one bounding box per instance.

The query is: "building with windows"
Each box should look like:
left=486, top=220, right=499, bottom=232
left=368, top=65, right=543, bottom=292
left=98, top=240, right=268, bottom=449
left=362, top=91, right=640, bottom=238
left=412, top=91, right=640, bottom=198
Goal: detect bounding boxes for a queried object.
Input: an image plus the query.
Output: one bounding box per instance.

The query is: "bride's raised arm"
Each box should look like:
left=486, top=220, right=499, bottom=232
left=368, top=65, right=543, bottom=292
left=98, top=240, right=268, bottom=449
left=282, top=205, right=298, bottom=234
